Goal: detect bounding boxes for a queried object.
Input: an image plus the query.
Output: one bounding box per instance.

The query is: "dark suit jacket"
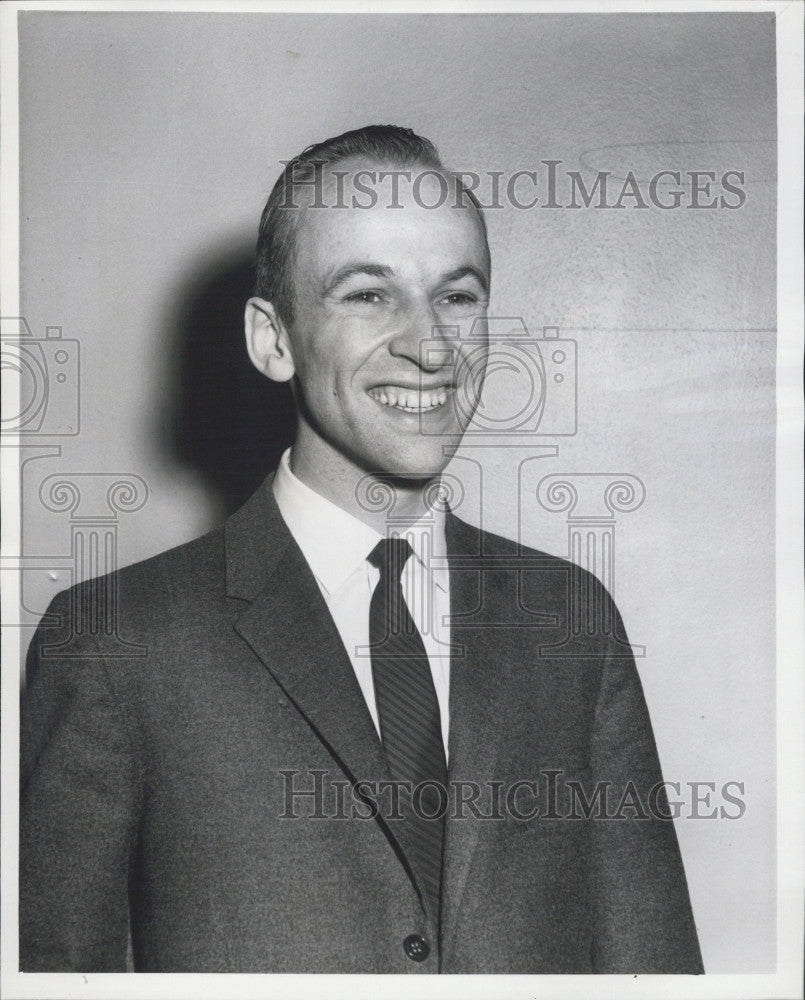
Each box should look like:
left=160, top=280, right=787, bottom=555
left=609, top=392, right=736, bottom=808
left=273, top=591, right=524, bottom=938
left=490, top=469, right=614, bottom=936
left=20, top=474, right=703, bottom=973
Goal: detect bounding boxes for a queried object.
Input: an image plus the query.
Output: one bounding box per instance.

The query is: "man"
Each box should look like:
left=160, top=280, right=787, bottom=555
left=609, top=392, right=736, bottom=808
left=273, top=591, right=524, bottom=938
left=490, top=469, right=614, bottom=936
left=20, top=125, right=703, bottom=974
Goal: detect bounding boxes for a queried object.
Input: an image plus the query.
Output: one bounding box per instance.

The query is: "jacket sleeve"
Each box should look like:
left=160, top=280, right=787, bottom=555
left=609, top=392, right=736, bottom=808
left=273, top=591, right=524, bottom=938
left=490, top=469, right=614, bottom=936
left=20, top=589, right=142, bottom=972
left=588, top=600, right=704, bottom=974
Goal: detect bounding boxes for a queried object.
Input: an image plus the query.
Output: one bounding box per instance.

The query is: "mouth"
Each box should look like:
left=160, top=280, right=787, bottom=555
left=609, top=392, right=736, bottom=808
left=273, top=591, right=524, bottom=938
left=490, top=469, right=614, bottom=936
left=367, top=385, right=451, bottom=413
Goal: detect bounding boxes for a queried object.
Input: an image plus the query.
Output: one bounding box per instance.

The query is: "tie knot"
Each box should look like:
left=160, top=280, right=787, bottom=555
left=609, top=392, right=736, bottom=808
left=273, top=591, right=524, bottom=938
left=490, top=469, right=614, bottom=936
left=367, top=537, right=413, bottom=582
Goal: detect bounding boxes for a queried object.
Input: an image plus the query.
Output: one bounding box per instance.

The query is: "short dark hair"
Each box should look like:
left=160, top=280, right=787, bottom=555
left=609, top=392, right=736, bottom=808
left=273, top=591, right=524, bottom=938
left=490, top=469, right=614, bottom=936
left=254, top=124, right=487, bottom=325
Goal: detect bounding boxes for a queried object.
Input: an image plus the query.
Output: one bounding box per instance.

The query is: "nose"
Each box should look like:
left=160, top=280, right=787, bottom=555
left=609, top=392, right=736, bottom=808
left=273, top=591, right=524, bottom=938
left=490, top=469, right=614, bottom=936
left=387, top=298, right=454, bottom=373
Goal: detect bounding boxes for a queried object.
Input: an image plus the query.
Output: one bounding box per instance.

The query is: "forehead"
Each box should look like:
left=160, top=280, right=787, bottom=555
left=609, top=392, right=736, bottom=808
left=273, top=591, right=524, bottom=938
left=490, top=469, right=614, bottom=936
left=291, top=157, right=490, bottom=277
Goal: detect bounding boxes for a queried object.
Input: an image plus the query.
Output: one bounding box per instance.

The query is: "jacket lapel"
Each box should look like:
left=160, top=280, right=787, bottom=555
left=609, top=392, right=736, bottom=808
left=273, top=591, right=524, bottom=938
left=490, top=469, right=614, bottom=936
left=226, top=476, right=389, bottom=791
left=225, top=476, right=429, bottom=911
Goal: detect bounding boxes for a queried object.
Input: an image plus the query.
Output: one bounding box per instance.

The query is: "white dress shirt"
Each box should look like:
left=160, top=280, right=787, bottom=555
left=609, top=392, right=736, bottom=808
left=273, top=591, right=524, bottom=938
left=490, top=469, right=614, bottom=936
left=272, top=449, right=451, bottom=755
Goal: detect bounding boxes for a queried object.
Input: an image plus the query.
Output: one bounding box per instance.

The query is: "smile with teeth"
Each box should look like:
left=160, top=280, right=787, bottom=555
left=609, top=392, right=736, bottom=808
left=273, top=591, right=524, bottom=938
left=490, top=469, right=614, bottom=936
left=368, top=385, right=450, bottom=412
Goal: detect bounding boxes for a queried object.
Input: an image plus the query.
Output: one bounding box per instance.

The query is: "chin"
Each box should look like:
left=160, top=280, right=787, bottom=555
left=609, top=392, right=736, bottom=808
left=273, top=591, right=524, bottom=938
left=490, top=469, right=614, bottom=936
left=373, top=441, right=457, bottom=481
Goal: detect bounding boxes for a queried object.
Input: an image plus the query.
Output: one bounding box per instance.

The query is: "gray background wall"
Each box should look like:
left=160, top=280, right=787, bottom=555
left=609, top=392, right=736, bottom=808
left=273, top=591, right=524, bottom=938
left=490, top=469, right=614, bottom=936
left=16, top=12, right=776, bottom=972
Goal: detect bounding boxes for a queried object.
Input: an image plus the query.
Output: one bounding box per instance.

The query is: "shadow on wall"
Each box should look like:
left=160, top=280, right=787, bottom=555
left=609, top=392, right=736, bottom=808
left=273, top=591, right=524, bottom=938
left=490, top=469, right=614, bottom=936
left=160, top=242, right=297, bottom=521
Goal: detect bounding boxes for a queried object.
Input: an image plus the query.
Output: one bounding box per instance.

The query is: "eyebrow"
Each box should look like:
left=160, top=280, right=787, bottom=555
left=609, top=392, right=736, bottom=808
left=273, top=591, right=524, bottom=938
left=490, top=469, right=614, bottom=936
left=323, top=263, right=393, bottom=295
left=323, top=262, right=490, bottom=296
left=440, top=266, right=489, bottom=295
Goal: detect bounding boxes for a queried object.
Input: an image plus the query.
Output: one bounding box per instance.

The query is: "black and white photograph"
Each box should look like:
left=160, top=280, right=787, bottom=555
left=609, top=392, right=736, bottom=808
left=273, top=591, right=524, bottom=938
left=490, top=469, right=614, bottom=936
left=1, top=2, right=802, bottom=998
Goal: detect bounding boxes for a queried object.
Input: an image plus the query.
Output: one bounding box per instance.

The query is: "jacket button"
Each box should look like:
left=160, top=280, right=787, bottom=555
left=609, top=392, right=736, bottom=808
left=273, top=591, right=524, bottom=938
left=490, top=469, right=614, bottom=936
left=403, top=934, right=430, bottom=962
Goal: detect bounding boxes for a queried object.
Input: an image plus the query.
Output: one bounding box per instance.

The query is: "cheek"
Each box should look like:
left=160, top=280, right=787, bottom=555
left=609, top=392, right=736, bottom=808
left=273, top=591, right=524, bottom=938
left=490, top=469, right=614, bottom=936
left=296, top=351, right=363, bottom=421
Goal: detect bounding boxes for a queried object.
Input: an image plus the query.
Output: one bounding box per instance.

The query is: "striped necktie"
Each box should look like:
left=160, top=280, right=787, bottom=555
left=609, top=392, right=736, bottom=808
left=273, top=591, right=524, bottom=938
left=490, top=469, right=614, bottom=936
left=367, top=537, right=448, bottom=934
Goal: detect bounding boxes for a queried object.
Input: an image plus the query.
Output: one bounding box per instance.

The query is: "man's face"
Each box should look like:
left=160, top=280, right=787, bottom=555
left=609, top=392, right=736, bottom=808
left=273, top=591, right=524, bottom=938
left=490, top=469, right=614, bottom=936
left=281, top=159, right=490, bottom=486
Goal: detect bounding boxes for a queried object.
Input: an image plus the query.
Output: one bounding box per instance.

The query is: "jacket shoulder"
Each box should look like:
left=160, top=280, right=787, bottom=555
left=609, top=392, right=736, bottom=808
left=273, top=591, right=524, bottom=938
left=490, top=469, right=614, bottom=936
left=449, top=514, right=624, bottom=630
left=113, top=524, right=226, bottom=601
left=451, top=513, right=595, bottom=575
left=32, top=524, right=227, bottom=650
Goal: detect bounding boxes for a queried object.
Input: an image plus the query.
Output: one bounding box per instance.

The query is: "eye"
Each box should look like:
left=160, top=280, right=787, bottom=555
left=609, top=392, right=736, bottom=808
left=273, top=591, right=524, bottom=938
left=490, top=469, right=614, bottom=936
left=344, top=290, right=384, bottom=304
left=441, top=292, right=478, bottom=306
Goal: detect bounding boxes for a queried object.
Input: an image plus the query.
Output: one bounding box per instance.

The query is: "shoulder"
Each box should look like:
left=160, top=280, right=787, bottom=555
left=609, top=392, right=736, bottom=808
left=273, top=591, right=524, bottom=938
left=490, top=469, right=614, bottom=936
left=71, top=523, right=224, bottom=614
left=448, top=512, right=595, bottom=576
left=447, top=513, right=621, bottom=624
left=114, top=524, right=226, bottom=607
left=27, top=525, right=227, bottom=663
left=39, top=474, right=281, bottom=631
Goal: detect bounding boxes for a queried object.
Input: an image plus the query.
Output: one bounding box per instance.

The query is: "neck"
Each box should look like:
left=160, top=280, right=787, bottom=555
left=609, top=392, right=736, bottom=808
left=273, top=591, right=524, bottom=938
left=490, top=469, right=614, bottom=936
left=288, top=448, right=440, bottom=534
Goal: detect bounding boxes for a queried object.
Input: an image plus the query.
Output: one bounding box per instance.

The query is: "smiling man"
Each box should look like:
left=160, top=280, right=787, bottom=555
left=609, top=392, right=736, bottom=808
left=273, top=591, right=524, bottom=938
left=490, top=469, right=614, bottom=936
left=20, top=125, right=703, bottom=974
left=244, top=132, right=490, bottom=506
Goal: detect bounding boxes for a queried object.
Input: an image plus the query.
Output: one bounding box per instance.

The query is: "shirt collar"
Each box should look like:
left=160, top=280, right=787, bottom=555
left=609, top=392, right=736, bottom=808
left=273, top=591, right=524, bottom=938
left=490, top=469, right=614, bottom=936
left=272, top=448, right=448, bottom=595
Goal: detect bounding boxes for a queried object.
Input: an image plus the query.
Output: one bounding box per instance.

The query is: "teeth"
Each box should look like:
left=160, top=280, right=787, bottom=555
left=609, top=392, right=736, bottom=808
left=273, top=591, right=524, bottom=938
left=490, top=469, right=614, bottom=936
left=369, top=386, right=450, bottom=412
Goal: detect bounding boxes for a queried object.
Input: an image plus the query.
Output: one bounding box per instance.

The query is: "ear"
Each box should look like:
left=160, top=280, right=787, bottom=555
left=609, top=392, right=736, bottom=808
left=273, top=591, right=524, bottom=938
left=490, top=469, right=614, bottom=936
left=244, top=297, right=296, bottom=383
